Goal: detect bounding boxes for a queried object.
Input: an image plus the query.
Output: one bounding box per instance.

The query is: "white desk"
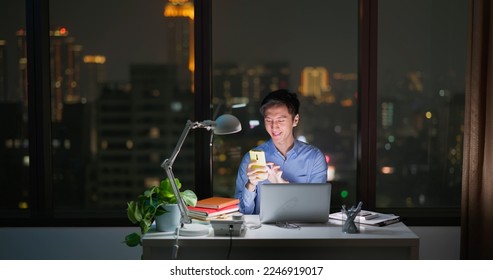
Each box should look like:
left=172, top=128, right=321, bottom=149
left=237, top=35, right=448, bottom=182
left=142, top=215, right=419, bottom=260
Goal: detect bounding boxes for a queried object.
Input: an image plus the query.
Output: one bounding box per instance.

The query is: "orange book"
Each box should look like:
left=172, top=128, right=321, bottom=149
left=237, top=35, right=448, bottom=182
left=195, top=197, right=240, bottom=209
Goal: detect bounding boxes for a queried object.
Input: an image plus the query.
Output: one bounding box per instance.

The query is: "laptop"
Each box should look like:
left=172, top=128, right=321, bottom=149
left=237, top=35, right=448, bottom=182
left=259, top=183, right=331, bottom=224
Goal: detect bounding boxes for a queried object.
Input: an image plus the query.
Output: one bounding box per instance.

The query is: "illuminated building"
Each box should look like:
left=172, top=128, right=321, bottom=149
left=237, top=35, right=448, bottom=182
left=82, top=55, right=107, bottom=103
left=164, top=0, right=195, bottom=92
left=94, top=65, right=193, bottom=208
left=17, top=27, right=84, bottom=121
left=50, top=27, right=83, bottom=121
left=299, top=66, right=333, bottom=102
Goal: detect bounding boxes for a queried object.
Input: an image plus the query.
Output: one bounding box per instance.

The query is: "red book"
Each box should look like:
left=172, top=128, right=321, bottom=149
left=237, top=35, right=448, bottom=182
left=187, top=204, right=239, bottom=219
left=194, top=197, right=240, bottom=209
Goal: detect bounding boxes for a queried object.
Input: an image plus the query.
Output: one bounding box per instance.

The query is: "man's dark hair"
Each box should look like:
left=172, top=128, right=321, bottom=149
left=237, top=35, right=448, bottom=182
left=259, top=89, right=300, bottom=117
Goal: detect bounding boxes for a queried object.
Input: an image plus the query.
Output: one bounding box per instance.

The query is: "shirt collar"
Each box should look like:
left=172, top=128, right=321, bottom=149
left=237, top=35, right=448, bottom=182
left=266, top=139, right=301, bottom=158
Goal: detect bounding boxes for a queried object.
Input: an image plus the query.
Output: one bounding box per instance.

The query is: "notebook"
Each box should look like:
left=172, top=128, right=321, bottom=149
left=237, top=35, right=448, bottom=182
left=259, top=183, right=332, bottom=224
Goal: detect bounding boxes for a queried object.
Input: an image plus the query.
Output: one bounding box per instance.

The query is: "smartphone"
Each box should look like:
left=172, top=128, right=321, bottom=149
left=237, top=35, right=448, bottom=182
left=249, top=150, right=266, bottom=167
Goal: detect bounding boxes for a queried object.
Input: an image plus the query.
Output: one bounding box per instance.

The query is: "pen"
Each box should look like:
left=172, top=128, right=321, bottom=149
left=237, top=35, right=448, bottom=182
left=376, top=217, right=401, bottom=226
left=363, top=213, right=379, bottom=220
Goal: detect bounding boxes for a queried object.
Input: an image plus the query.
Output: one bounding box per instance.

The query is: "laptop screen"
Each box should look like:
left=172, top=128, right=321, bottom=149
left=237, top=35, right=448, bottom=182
left=259, top=183, right=332, bottom=224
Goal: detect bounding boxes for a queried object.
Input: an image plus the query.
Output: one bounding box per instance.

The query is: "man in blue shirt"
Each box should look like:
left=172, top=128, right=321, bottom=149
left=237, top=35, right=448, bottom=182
left=235, top=89, right=328, bottom=214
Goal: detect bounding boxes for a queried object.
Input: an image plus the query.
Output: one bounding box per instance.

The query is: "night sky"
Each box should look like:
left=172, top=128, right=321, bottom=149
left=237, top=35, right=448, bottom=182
left=1, top=0, right=466, bottom=91
left=1, top=0, right=358, bottom=84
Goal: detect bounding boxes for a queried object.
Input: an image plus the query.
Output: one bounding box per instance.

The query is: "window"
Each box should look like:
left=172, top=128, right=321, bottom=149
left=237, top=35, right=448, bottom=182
left=1, top=0, right=466, bottom=225
left=376, top=0, right=466, bottom=212
left=211, top=0, right=466, bottom=223
left=47, top=0, right=196, bottom=216
left=1, top=0, right=196, bottom=221
left=211, top=0, right=359, bottom=209
left=0, top=1, right=29, bottom=216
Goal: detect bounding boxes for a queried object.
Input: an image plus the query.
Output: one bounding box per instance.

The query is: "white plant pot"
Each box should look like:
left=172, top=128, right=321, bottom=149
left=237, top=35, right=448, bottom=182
left=155, top=204, right=181, bottom=232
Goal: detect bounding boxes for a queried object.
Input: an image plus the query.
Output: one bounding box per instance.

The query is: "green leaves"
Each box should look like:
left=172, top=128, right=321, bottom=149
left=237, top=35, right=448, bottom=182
left=126, top=201, right=140, bottom=224
left=123, top=177, right=198, bottom=247
left=181, top=189, right=197, bottom=207
left=123, top=232, right=142, bottom=247
left=153, top=178, right=197, bottom=206
left=158, top=178, right=179, bottom=203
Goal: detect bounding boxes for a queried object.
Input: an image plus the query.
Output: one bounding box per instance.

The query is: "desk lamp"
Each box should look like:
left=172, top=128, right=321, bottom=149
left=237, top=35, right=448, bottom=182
left=161, top=114, right=242, bottom=236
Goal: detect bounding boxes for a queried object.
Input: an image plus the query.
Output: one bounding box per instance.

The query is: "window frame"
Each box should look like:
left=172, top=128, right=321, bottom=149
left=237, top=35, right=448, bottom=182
left=1, top=0, right=460, bottom=227
left=26, top=0, right=54, bottom=222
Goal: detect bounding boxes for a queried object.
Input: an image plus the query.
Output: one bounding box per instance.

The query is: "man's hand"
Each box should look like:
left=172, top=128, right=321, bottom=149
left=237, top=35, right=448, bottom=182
left=245, top=160, right=268, bottom=191
left=266, top=162, right=288, bottom=184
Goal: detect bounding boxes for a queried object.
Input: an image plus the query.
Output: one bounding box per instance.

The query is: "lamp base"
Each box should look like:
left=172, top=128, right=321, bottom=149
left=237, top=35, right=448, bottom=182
left=178, top=223, right=210, bottom=237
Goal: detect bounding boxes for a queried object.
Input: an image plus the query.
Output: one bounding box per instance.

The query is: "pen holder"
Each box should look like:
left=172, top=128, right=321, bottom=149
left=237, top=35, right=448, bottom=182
left=341, top=203, right=362, bottom=234
left=342, top=213, right=359, bottom=233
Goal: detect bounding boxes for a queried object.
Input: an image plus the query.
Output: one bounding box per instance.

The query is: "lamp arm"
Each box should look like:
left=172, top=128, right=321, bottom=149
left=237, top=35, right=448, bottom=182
left=160, top=119, right=218, bottom=225
left=163, top=120, right=196, bottom=168
left=161, top=120, right=198, bottom=225
left=163, top=120, right=214, bottom=168
left=163, top=163, right=191, bottom=224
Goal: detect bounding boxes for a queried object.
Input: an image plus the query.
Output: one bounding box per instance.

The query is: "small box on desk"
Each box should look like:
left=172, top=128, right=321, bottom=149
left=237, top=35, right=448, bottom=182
left=210, top=214, right=245, bottom=236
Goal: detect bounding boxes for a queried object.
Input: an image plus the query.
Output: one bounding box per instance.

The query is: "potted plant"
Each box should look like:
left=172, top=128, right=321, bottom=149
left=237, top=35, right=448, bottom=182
left=123, top=178, right=197, bottom=247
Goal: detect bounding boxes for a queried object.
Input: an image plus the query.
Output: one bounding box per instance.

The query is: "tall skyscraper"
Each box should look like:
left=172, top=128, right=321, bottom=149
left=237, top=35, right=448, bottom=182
left=82, top=55, right=107, bottom=103
left=93, top=65, right=193, bottom=208
left=16, top=27, right=84, bottom=121
left=50, top=27, right=83, bottom=122
left=81, top=55, right=107, bottom=158
left=164, top=0, right=194, bottom=92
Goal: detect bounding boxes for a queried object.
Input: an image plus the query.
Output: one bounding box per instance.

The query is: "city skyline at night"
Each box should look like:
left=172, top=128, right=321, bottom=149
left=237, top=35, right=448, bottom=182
left=0, top=0, right=466, bottom=213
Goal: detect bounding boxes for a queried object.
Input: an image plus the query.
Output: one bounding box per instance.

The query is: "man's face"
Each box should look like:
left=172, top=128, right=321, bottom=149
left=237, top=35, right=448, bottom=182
left=263, top=104, right=299, bottom=146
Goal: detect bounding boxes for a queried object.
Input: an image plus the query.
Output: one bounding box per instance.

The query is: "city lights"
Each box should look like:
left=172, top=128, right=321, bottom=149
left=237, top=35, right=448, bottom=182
left=23, top=155, right=29, bottom=167
left=164, top=0, right=194, bottom=20
left=381, top=166, right=394, bottom=174
left=52, top=27, right=69, bottom=36
left=249, top=120, right=260, bottom=129
left=83, top=55, right=106, bottom=64
left=0, top=0, right=466, bottom=216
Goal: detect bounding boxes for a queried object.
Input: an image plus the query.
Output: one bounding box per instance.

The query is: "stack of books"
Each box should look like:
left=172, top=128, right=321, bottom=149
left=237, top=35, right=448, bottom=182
left=187, top=197, right=240, bottom=221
